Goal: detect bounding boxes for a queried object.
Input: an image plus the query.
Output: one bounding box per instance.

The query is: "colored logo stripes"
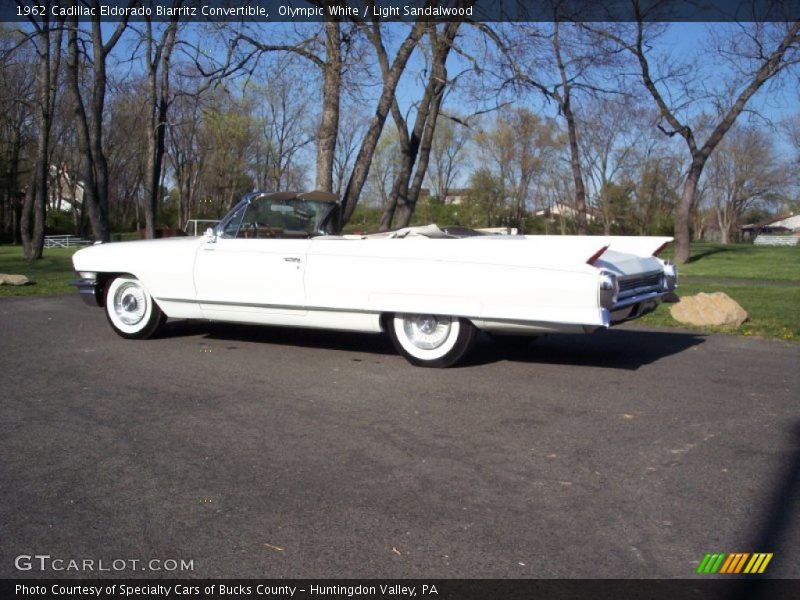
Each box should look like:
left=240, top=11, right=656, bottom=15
left=697, top=553, right=773, bottom=574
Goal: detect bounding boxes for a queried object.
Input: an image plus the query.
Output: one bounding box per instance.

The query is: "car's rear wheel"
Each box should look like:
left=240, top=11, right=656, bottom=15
left=105, top=276, right=165, bottom=339
left=388, top=313, right=476, bottom=368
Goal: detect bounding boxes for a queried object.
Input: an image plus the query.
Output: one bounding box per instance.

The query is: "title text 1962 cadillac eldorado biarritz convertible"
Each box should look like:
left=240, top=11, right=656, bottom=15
left=71, top=191, right=678, bottom=367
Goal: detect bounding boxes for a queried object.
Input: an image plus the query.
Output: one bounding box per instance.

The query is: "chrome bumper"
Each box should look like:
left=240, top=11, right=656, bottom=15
left=607, top=289, right=677, bottom=325
left=68, top=278, right=103, bottom=307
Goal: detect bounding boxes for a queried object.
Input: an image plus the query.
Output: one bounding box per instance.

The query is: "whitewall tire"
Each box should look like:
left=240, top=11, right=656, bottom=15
left=388, top=313, right=476, bottom=368
left=105, top=276, right=166, bottom=339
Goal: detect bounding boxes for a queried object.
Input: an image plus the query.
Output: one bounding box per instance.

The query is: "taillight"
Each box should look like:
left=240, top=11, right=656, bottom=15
left=587, top=245, right=610, bottom=265
left=652, top=242, right=669, bottom=257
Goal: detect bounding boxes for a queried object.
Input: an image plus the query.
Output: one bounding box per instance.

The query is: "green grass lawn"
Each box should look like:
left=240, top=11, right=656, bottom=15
left=639, top=283, right=799, bottom=342
left=0, top=246, right=80, bottom=297
left=659, top=242, right=800, bottom=281
left=2, top=241, right=798, bottom=341
left=639, top=242, right=799, bottom=341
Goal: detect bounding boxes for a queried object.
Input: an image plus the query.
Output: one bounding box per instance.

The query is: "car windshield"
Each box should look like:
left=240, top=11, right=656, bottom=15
left=220, top=196, right=335, bottom=239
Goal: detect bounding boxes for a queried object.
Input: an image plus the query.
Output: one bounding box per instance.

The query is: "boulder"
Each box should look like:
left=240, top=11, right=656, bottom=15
left=0, top=273, right=30, bottom=286
left=669, top=292, right=748, bottom=327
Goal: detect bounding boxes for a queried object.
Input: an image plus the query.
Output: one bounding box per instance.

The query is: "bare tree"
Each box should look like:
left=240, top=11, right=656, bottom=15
left=105, top=82, right=148, bottom=231
left=783, top=113, right=800, bottom=165
left=380, top=21, right=461, bottom=230
left=48, top=82, right=87, bottom=236
left=591, top=13, right=800, bottom=262
left=195, top=90, right=257, bottom=215
left=141, top=9, right=179, bottom=238
left=782, top=113, right=800, bottom=211
left=250, top=66, right=315, bottom=191
left=166, top=74, right=207, bottom=228
left=316, top=20, right=342, bottom=192
left=364, top=126, right=401, bottom=210
left=483, top=19, right=622, bottom=234
left=18, top=5, right=63, bottom=258
left=339, top=18, right=428, bottom=225
left=629, top=153, right=681, bottom=236
left=706, top=126, right=786, bottom=243
left=427, top=114, right=470, bottom=203
left=0, top=29, right=36, bottom=244
left=471, top=107, right=561, bottom=231
left=65, top=2, right=131, bottom=242
left=233, top=19, right=350, bottom=192
left=225, top=14, right=431, bottom=224
left=580, top=97, right=645, bottom=234
left=332, top=107, right=366, bottom=196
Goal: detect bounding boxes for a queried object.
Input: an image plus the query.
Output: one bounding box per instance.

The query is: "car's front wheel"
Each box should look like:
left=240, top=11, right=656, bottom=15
left=388, top=313, right=476, bottom=368
left=105, top=276, right=165, bottom=339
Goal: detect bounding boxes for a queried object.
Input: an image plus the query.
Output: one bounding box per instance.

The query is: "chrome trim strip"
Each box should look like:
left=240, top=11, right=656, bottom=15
left=617, top=271, right=663, bottom=297
left=160, top=292, right=671, bottom=327
left=611, top=290, right=667, bottom=309
left=69, top=278, right=102, bottom=307
left=158, top=297, right=380, bottom=315
left=618, top=269, right=663, bottom=282
left=159, top=297, right=597, bottom=327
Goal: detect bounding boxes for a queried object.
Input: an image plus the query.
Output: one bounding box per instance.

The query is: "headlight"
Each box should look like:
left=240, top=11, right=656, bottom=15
left=78, top=271, right=97, bottom=280
left=599, top=271, right=619, bottom=308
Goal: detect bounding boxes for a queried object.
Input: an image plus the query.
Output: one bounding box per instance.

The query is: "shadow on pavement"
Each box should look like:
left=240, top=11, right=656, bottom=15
left=728, top=422, right=800, bottom=599
left=160, top=320, right=704, bottom=370
left=465, top=328, right=705, bottom=369
left=161, top=319, right=397, bottom=355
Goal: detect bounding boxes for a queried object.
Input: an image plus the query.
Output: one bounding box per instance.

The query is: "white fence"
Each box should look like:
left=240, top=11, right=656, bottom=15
left=183, top=219, right=220, bottom=236
left=43, top=235, right=92, bottom=248
left=753, top=234, right=800, bottom=247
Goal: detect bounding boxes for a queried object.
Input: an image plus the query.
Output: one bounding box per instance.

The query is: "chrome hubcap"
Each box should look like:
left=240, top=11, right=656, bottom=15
left=402, top=315, right=451, bottom=350
left=121, top=294, right=138, bottom=312
left=114, top=283, right=146, bottom=326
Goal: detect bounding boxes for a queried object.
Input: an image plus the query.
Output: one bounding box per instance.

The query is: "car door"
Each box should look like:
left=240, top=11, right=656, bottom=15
left=193, top=198, right=310, bottom=319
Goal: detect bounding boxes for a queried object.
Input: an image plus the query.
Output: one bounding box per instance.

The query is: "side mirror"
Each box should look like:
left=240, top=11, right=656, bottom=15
left=204, top=227, right=217, bottom=243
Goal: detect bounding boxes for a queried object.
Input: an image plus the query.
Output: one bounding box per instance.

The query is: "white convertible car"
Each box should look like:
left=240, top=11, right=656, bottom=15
left=71, top=191, right=677, bottom=367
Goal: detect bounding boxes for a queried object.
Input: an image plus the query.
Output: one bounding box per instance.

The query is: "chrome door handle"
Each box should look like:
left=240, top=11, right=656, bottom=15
left=284, top=257, right=301, bottom=263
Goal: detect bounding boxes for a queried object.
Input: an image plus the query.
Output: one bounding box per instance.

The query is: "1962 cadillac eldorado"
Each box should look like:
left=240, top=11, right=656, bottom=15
left=71, top=191, right=678, bottom=367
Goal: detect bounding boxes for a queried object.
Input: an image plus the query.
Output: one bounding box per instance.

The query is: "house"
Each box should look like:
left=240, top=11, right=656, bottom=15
left=535, top=203, right=601, bottom=223
left=739, top=213, right=800, bottom=242
left=48, top=164, right=84, bottom=213
left=418, top=188, right=472, bottom=206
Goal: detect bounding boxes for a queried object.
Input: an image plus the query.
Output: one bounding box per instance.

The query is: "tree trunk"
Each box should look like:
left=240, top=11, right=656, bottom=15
left=339, top=22, right=427, bottom=225
left=66, top=11, right=129, bottom=243
left=21, top=17, right=61, bottom=259
left=564, top=101, right=588, bottom=235
left=716, top=196, right=734, bottom=245
left=384, top=22, right=459, bottom=230
left=143, top=19, right=177, bottom=238
left=89, top=39, right=111, bottom=242
left=143, top=132, right=158, bottom=238
left=551, top=22, right=588, bottom=235
left=3, top=130, right=23, bottom=243
left=315, top=21, right=341, bottom=192
left=673, top=163, right=702, bottom=264
left=20, top=179, right=36, bottom=258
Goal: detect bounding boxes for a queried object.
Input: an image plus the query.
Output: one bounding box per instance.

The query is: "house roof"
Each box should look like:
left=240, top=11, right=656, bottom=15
left=740, top=213, right=799, bottom=230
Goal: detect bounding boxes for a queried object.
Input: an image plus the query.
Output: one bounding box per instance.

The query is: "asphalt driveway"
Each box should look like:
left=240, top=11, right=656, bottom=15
left=1, top=295, right=798, bottom=579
